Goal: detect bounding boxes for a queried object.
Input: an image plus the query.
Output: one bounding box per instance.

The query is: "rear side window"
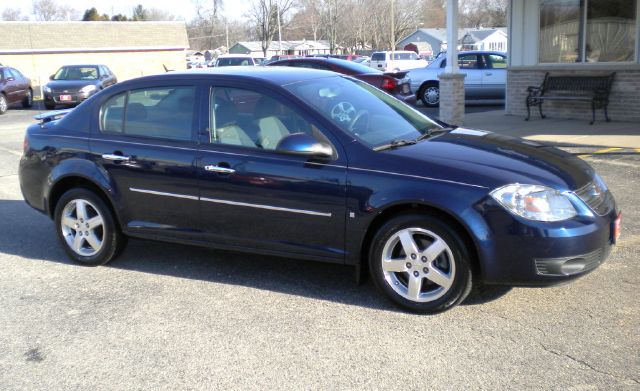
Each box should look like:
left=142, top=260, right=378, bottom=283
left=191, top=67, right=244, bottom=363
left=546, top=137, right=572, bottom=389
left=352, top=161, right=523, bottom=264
left=99, top=86, right=196, bottom=141
left=487, top=54, right=507, bottom=69
left=371, top=53, right=385, bottom=61
left=393, top=52, right=417, bottom=60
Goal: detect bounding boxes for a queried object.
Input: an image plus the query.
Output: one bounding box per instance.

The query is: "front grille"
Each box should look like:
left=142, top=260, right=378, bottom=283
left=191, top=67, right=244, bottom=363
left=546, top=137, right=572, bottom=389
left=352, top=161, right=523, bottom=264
left=575, top=181, right=614, bottom=216
left=51, top=89, right=80, bottom=94
left=535, top=248, right=605, bottom=276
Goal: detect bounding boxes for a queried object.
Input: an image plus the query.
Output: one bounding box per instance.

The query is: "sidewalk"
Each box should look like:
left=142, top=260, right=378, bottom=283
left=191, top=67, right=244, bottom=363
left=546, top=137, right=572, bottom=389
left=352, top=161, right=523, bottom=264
left=462, top=110, right=640, bottom=149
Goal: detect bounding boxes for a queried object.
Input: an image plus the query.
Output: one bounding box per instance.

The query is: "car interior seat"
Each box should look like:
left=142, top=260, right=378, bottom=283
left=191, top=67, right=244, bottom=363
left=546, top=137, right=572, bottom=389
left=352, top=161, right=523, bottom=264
left=215, top=101, right=255, bottom=147
left=255, top=96, right=290, bottom=150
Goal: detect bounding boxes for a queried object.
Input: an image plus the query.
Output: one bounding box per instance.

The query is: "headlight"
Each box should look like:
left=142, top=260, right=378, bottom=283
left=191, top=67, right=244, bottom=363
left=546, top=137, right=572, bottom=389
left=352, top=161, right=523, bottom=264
left=490, top=184, right=577, bottom=222
left=80, top=85, right=97, bottom=94
left=43, top=86, right=51, bottom=93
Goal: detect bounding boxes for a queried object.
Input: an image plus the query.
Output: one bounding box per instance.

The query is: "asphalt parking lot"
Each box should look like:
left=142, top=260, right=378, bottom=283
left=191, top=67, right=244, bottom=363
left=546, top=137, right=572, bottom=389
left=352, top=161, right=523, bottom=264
left=0, top=107, right=638, bottom=390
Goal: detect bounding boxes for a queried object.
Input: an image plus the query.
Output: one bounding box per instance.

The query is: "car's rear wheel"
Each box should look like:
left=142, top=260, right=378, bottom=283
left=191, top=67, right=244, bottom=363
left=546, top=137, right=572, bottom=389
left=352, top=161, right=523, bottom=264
left=22, top=89, right=33, bottom=108
left=44, top=102, right=55, bottom=110
left=420, top=83, right=440, bottom=107
left=54, top=188, right=126, bottom=266
left=0, top=93, right=7, bottom=114
left=369, top=214, right=472, bottom=313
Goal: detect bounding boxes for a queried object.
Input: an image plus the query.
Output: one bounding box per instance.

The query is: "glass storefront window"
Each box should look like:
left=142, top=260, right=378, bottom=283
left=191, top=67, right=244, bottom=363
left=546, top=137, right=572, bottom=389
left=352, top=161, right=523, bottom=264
left=539, top=0, right=637, bottom=63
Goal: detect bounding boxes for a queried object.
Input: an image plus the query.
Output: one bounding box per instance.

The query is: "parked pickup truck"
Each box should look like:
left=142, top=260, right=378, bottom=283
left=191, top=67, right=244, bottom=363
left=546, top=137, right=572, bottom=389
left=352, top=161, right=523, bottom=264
left=369, top=51, right=428, bottom=72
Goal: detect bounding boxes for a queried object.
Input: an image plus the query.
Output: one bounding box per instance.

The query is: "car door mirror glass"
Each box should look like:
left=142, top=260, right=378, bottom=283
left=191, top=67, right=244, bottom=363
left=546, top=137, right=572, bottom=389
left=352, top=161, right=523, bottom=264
left=276, top=133, right=333, bottom=158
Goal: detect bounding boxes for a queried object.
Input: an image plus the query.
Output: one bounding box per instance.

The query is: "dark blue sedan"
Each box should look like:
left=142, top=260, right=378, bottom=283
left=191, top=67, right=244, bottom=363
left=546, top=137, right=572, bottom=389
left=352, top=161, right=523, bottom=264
left=18, top=67, right=620, bottom=313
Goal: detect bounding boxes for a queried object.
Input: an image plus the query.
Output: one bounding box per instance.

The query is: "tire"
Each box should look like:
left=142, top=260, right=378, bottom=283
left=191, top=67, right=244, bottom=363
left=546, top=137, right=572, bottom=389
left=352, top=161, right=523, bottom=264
left=45, top=102, right=55, bottom=110
left=54, top=188, right=126, bottom=266
left=22, top=89, right=33, bottom=108
left=369, top=213, right=472, bottom=314
left=0, top=93, right=7, bottom=115
left=419, top=82, right=440, bottom=107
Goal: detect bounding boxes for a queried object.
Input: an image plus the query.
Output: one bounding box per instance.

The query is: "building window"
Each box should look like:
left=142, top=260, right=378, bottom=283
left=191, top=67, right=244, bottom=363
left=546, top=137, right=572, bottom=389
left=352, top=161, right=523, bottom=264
left=539, top=0, right=637, bottom=63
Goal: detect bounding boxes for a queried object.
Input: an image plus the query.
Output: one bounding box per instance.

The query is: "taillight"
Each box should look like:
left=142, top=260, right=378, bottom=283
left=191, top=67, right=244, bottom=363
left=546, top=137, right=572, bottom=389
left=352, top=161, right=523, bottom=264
left=381, top=77, right=397, bottom=90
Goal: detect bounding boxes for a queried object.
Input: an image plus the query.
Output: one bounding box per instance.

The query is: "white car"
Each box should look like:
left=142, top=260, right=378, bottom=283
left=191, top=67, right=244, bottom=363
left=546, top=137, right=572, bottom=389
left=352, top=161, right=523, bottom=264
left=369, top=51, right=428, bottom=72
left=407, top=51, right=507, bottom=107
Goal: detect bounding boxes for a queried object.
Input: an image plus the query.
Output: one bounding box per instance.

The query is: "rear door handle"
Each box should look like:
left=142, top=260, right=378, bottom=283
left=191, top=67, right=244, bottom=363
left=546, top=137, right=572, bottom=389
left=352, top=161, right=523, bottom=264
left=204, top=164, right=235, bottom=174
left=102, top=153, right=130, bottom=161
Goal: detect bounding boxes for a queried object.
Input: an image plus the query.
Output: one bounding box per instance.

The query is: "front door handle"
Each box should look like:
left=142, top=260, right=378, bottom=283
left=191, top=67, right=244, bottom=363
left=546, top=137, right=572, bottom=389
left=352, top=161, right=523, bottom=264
left=204, top=164, right=235, bottom=174
left=102, top=153, right=130, bottom=161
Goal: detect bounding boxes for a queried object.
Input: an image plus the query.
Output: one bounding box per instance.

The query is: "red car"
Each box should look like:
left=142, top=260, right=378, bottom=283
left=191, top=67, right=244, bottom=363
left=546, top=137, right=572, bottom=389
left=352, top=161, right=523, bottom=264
left=0, top=66, right=33, bottom=114
left=267, top=58, right=415, bottom=104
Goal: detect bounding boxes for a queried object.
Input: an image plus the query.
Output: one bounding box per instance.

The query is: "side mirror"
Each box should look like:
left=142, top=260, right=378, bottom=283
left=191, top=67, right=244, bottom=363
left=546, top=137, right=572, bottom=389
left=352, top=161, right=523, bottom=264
left=276, top=133, right=334, bottom=159
left=49, top=74, right=54, bottom=80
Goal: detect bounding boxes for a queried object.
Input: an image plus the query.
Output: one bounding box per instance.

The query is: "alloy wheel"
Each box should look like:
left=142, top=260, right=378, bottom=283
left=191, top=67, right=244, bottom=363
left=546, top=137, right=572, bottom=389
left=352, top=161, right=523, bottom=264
left=60, top=199, right=105, bottom=257
left=423, top=86, right=440, bottom=106
left=380, top=227, right=455, bottom=302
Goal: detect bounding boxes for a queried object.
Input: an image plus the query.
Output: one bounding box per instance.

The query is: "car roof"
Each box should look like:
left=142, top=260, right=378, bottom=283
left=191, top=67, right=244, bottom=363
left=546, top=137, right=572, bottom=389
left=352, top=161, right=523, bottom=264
left=57, top=64, right=104, bottom=67
left=217, top=54, right=254, bottom=58
left=130, top=67, right=338, bottom=87
left=270, top=57, right=381, bottom=74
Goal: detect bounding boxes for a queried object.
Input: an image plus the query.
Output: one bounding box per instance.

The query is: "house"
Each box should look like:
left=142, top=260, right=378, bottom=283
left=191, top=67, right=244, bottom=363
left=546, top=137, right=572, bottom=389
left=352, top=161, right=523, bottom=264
left=397, top=27, right=507, bottom=56
left=229, top=40, right=335, bottom=59
left=460, top=28, right=507, bottom=51
left=507, top=0, right=640, bottom=122
left=0, top=21, right=189, bottom=95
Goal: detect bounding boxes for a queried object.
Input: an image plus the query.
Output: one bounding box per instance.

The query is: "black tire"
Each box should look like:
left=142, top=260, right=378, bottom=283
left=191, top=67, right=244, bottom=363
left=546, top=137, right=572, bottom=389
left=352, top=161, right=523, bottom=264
left=369, top=213, right=472, bottom=314
left=22, top=88, right=33, bottom=108
left=44, top=102, right=55, bottom=110
left=0, top=93, right=7, bottom=115
left=54, top=188, right=126, bottom=266
left=419, top=82, right=440, bottom=107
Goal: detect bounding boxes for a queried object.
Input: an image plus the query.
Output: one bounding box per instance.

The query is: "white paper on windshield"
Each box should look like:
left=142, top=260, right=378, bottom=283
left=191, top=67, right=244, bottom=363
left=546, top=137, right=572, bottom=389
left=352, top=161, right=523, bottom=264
left=450, top=128, right=490, bottom=137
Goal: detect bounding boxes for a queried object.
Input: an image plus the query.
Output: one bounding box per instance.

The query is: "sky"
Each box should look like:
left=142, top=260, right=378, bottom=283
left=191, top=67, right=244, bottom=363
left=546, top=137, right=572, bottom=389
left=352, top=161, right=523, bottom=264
left=1, top=0, right=250, bottom=22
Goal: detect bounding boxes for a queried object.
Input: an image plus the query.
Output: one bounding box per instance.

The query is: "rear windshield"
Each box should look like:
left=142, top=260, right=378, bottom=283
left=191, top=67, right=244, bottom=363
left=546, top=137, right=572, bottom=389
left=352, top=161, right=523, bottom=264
left=217, top=58, right=254, bottom=67
left=328, top=59, right=381, bottom=74
left=371, top=53, right=385, bottom=61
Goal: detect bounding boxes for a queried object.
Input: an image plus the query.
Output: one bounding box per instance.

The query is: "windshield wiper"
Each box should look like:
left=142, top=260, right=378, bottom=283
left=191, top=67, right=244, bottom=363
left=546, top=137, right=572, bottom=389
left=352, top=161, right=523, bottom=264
left=414, top=126, right=457, bottom=142
left=373, top=139, right=417, bottom=152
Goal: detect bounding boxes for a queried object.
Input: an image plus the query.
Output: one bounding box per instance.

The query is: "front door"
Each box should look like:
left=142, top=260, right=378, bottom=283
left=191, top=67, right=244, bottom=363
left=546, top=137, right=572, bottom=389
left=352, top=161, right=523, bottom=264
left=90, top=83, right=201, bottom=236
left=457, top=53, right=484, bottom=100
left=196, top=84, right=347, bottom=261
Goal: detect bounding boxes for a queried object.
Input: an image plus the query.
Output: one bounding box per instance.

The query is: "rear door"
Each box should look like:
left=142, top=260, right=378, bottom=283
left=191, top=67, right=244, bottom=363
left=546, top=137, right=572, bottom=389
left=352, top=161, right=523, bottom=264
left=481, top=53, right=507, bottom=99
left=3, top=68, right=22, bottom=104
left=90, top=82, right=201, bottom=237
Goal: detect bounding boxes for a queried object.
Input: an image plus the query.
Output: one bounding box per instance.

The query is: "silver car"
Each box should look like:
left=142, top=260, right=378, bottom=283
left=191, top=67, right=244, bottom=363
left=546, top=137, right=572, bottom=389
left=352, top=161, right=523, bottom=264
left=408, top=51, right=507, bottom=107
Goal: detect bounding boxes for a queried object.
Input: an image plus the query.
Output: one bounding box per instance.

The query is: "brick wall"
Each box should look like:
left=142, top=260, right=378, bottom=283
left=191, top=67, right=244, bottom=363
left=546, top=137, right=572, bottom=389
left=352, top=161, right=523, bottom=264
left=0, top=50, right=186, bottom=99
left=506, top=68, right=640, bottom=122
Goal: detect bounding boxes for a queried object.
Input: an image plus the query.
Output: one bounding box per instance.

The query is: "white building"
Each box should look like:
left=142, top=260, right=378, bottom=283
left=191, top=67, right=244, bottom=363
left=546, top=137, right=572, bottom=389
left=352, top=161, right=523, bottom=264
left=229, top=40, right=335, bottom=59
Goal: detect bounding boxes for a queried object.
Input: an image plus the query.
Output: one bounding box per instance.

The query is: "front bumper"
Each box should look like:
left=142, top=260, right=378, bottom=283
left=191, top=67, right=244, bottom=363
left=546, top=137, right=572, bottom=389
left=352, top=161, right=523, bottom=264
left=477, top=200, right=619, bottom=286
left=44, top=91, right=91, bottom=106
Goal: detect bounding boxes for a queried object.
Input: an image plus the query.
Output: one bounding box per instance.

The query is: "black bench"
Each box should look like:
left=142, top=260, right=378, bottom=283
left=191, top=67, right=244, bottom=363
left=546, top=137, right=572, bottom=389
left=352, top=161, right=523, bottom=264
left=525, top=72, right=615, bottom=125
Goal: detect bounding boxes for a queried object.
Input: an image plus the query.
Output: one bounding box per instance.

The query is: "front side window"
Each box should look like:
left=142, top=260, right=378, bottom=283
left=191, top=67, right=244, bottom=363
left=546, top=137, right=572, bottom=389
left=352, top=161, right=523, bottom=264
left=285, top=76, right=441, bottom=148
left=458, top=54, right=481, bottom=69
left=539, top=0, right=637, bottom=63
left=209, top=87, right=320, bottom=150
left=100, top=86, right=195, bottom=141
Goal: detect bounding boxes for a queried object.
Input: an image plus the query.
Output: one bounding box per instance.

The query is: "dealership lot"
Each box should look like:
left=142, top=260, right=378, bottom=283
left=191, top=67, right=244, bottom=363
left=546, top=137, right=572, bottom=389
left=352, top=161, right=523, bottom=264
left=0, top=108, right=638, bottom=389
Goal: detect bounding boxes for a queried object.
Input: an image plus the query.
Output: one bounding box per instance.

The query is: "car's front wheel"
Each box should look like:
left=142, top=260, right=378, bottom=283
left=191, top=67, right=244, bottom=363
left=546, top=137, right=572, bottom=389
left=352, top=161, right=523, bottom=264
left=369, top=213, right=472, bottom=313
left=420, top=83, right=440, bottom=107
left=54, top=188, right=126, bottom=266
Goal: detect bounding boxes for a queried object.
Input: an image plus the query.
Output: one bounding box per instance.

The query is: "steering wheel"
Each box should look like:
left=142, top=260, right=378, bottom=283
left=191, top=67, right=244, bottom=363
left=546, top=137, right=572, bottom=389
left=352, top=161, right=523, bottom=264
left=349, top=109, right=370, bottom=134
left=330, top=101, right=356, bottom=123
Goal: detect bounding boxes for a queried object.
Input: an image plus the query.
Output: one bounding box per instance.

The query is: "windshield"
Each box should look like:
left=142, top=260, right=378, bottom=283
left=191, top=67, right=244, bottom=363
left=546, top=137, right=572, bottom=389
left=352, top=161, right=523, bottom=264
left=53, top=66, right=98, bottom=80
left=217, top=58, right=253, bottom=66
left=285, top=76, right=442, bottom=148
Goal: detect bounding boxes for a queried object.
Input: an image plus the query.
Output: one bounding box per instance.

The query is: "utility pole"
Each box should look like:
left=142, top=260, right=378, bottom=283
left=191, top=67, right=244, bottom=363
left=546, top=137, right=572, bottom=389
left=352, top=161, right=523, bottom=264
left=390, top=0, right=395, bottom=71
left=225, top=19, right=229, bottom=49
left=277, top=2, right=283, bottom=55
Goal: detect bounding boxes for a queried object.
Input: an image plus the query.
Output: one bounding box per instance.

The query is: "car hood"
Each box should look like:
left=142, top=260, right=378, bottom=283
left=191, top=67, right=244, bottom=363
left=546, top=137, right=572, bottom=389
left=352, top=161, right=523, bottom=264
left=375, top=128, right=594, bottom=192
left=46, top=80, right=98, bottom=90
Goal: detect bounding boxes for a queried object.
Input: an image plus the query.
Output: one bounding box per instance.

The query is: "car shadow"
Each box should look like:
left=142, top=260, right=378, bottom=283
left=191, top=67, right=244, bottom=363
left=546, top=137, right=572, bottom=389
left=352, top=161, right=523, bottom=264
left=0, top=199, right=510, bottom=312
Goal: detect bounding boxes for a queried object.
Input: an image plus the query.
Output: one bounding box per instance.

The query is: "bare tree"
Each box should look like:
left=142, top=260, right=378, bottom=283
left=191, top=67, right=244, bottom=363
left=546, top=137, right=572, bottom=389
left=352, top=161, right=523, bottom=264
left=248, top=0, right=295, bottom=57
left=33, top=0, right=79, bottom=21
left=2, top=7, right=28, bottom=21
